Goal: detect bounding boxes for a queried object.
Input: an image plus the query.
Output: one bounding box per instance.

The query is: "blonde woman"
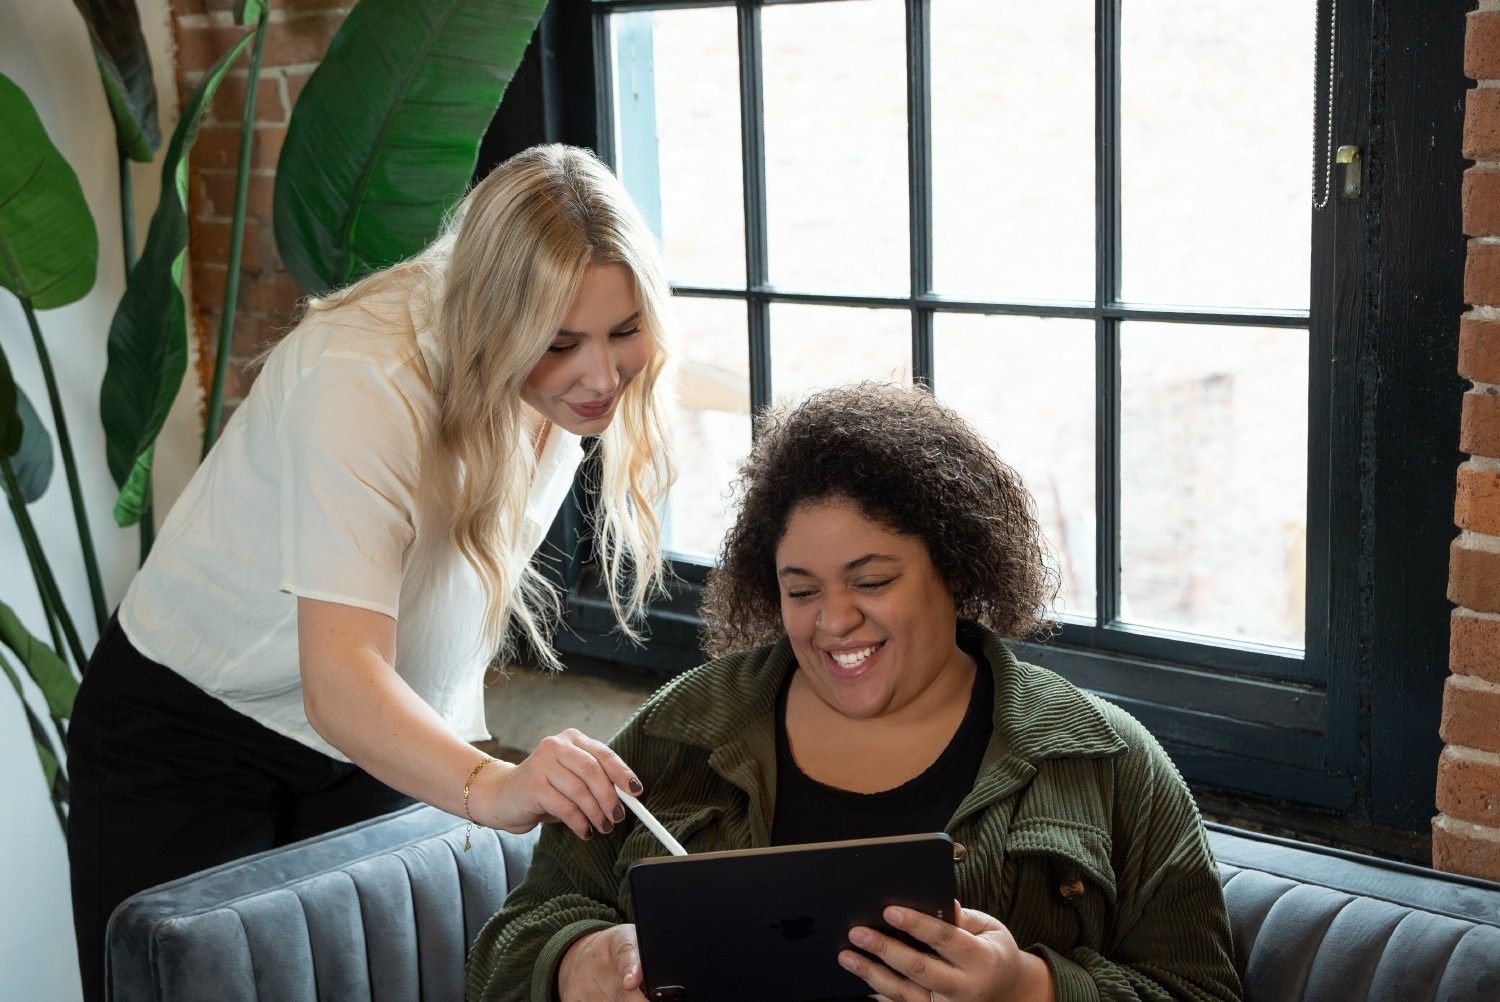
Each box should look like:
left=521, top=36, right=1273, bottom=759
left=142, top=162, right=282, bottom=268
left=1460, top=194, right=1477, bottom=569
left=67, top=145, right=676, bottom=1002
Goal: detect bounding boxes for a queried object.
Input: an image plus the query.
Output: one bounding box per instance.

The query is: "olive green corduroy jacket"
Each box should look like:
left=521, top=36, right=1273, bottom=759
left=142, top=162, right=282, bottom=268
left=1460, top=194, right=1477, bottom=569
left=466, top=623, right=1244, bottom=1002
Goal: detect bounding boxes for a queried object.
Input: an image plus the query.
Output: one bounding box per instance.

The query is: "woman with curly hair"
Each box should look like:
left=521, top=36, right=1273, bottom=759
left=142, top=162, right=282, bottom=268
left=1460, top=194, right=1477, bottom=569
left=467, top=382, right=1242, bottom=1002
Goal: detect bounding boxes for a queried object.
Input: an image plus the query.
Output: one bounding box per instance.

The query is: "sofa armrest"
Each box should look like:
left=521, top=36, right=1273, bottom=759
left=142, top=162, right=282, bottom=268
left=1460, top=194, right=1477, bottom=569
left=1208, top=823, right=1500, bottom=1001
left=106, top=804, right=536, bottom=1002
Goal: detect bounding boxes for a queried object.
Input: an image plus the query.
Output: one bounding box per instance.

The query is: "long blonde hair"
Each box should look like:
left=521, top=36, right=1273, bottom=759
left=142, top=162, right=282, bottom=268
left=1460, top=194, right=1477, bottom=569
left=311, top=145, right=676, bottom=665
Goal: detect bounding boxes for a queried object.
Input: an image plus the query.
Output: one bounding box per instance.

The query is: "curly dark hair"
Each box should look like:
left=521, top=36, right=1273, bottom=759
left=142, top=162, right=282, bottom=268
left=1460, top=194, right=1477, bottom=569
left=700, top=382, right=1059, bottom=657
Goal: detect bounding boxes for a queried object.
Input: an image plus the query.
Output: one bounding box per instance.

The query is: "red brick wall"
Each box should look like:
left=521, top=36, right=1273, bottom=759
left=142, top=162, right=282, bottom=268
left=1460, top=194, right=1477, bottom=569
left=169, top=0, right=352, bottom=423
left=1439, top=3, right=1500, bottom=883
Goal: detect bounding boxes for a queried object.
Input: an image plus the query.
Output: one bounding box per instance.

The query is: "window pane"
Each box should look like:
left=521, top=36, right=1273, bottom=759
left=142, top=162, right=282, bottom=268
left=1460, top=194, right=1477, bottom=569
left=611, top=9, right=745, bottom=287
left=1120, top=0, right=1314, bottom=310
left=763, top=0, right=908, bottom=295
left=769, top=304, right=910, bottom=404
left=935, top=316, right=1096, bottom=618
left=932, top=2, right=1094, bottom=302
left=1120, top=322, right=1307, bottom=647
left=665, top=297, right=752, bottom=562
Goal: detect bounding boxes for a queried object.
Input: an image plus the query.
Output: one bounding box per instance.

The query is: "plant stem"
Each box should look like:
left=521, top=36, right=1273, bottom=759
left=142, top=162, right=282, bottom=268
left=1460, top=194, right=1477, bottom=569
left=1, top=457, right=87, bottom=671
left=203, top=10, right=269, bottom=458
left=120, top=145, right=154, bottom=562
left=118, top=147, right=137, bottom=275
left=3, top=464, right=66, bottom=659
left=20, top=298, right=108, bottom=632
left=138, top=483, right=154, bottom=560
left=34, top=561, right=67, bottom=665
left=50, top=786, right=66, bottom=832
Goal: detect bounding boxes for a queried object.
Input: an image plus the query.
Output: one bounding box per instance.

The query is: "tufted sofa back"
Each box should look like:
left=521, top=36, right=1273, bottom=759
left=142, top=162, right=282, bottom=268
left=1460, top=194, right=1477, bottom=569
left=1209, top=824, right=1500, bottom=1000
left=106, top=806, right=537, bottom=1001
left=107, top=806, right=1500, bottom=1001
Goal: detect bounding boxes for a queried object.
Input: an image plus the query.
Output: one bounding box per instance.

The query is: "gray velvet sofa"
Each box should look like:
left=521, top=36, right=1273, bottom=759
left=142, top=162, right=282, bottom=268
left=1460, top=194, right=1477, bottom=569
left=106, top=804, right=1500, bottom=1001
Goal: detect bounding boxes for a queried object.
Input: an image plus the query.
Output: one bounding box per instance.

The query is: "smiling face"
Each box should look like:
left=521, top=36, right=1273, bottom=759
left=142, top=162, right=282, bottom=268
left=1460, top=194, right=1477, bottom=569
left=775, top=496, right=971, bottom=721
left=521, top=263, right=650, bottom=436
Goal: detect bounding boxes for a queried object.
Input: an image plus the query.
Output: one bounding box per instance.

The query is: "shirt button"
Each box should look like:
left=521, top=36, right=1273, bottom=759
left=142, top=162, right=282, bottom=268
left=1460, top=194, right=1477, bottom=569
left=1059, top=877, right=1086, bottom=901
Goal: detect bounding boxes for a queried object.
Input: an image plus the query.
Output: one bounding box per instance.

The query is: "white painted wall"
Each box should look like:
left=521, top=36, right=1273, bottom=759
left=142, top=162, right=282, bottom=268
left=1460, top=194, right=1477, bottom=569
left=0, top=1, right=192, bottom=998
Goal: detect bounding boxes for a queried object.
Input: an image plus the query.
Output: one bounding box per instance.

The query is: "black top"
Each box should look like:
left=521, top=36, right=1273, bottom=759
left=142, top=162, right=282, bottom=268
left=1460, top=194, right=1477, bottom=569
left=770, top=651, right=994, bottom=846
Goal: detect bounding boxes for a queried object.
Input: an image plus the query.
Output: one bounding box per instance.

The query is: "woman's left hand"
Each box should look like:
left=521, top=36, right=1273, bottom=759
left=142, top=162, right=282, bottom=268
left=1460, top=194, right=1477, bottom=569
left=839, top=901, right=1054, bottom=1002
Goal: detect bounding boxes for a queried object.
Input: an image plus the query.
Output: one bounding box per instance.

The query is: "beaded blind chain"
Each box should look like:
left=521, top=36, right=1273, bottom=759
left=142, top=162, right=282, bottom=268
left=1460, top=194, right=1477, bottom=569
left=1312, top=0, right=1340, bottom=210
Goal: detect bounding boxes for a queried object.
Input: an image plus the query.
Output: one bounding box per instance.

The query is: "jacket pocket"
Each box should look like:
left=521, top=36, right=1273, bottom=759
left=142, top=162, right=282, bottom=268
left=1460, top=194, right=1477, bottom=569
left=613, top=805, right=725, bottom=880
left=1006, top=819, right=1115, bottom=953
left=614, top=804, right=726, bottom=919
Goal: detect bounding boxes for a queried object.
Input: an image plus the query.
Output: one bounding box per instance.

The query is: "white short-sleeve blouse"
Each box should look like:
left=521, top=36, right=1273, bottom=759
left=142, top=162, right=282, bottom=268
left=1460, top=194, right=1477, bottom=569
left=119, top=290, right=583, bottom=760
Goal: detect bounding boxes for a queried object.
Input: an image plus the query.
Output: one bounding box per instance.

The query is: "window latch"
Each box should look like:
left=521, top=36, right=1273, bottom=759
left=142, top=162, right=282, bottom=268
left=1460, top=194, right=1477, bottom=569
left=1336, top=145, right=1361, bottom=199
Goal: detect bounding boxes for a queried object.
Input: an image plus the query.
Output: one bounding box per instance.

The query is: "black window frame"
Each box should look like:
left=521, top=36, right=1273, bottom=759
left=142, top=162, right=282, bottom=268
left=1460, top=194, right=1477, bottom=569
left=499, top=0, right=1465, bottom=845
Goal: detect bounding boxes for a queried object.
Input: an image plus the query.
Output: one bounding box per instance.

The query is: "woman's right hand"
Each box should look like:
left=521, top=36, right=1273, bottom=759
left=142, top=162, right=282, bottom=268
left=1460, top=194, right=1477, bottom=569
left=479, top=728, right=642, bottom=840
left=558, top=925, right=644, bottom=1002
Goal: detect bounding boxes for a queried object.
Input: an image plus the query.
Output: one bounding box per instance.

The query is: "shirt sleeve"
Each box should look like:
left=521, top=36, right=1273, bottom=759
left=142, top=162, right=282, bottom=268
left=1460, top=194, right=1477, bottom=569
left=276, top=354, right=423, bottom=618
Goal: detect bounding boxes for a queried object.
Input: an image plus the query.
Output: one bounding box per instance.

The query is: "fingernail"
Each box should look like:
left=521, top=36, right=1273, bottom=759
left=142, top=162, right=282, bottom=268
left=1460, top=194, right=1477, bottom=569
left=849, top=928, right=871, bottom=947
left=600, top=819, right=614, bottom=834
left=838, top=953, right=860, bottom=973
left=886, top=908, right=905, bottom=927
left=628, top=777, right=643, bottom=794
left=584, top=826, right=593, bottom=840
left=613, top=804, right=626, bottom=823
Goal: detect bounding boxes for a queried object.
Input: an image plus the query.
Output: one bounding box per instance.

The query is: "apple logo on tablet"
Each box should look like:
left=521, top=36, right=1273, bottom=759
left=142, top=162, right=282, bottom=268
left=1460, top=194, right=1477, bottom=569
left=771, top=915, right=815, bottom=940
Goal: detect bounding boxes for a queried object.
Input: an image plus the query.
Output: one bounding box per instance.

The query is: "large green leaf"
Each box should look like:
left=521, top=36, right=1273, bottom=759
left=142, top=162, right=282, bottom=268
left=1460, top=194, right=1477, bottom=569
left=100, top=33, right=253, bottom=527
left=71, top=0, right=162, bottom=162
left=235, top=0, right=267, bottom=27
left=10, top=388, right=55, bottom=504
left=0, top=645, right=68, bottom=827
left=0, top=74, right=99, bottom=310
left=274, top=0, right=548, bottom=295
left=0, top=601, right=78, bottom=721
left=2, top=343, right=55, bottom=501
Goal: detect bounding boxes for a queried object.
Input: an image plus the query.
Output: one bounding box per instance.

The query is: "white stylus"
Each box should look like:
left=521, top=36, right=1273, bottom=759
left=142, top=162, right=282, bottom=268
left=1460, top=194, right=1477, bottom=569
left=614, top=785, right=688, bottom=856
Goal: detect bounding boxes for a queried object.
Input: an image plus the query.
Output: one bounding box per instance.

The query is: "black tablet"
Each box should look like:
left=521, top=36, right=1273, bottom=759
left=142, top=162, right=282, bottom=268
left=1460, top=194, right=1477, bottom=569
left=627, top=832, right=957, bottom=1002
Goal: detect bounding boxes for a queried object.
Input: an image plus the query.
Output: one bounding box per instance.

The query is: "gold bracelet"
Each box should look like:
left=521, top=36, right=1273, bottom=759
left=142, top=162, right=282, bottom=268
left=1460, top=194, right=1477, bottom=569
left=463, top=756, right=495, bottom=852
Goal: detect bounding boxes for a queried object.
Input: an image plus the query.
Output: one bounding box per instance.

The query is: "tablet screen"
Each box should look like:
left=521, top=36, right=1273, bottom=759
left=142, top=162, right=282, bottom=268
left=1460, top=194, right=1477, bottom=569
left=628, top=832, right=956, bottom=1002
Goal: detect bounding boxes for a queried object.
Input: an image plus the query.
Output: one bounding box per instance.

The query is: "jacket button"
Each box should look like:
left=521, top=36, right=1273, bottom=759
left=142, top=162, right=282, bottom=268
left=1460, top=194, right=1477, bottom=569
left=1059, top=877, right=1085, bottom=901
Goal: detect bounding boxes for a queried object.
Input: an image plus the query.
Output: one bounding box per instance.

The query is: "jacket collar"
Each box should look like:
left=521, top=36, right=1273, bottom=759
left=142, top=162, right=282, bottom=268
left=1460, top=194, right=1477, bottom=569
left=968, top=622, right=1125, bottom=765
left=950, top=623, right=1126, bottom=828
left=640, top=640, right=795, bottom=749
left=642, top=621, right=1126, bottom=767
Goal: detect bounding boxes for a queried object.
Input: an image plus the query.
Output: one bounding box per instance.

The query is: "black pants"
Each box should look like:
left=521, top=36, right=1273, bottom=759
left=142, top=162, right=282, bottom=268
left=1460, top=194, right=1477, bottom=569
left=66, top=616, right=414, bottom=1002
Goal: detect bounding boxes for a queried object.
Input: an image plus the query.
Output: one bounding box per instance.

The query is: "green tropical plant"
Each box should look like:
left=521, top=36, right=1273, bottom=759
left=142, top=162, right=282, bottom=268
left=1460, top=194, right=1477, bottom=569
left=0, top=72, right=105, bottom=656
left=102, top=33, right=255, bottom=528
left=4, top=0, right=552, bottom=831
left=275, top=0, right=550, bottom=295
left=202, top=0, right=268, bottom=456
left=0, top=602, right=78, bottom=831
left=70, top=0, right=164, bottom=272
left=0, top=87, right=91, bottom=820
left=1, top=33, right=251, bottom=824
